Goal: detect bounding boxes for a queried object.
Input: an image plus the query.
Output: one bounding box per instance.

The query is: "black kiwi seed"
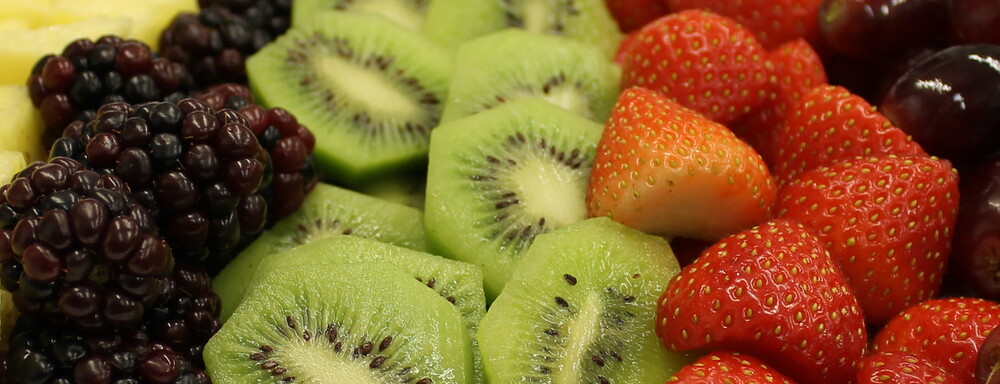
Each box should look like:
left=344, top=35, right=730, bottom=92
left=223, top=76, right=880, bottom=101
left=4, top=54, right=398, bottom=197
left=501, top=0, right=579, bottom=34
left=563, top=274, right=577, bottom=285
left=554, top=297, right=569, bottom=307
left=379, top=336, right=393, bottom=352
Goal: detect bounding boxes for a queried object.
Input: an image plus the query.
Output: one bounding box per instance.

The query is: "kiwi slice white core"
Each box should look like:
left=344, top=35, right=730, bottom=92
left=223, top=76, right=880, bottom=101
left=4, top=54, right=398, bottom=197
left=313, top=55, right=423, bottom=122
left=554, top=293, right=602, bottom=383
left=510, top=155, right=587, bottom=227
left=515, top=0, right=556, bottom=33
left=274, top=340, right=382, bottom=383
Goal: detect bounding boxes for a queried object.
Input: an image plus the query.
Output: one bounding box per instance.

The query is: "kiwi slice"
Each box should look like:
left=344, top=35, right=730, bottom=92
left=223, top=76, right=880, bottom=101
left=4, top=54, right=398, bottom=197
left=424, top=98, right=602, bottom=301
left=355, top=168, right=427, bottom=211
left=291, top=0, right=433, bottom=31
left=440, top=29, right=620, bottom=124
left=247, top=11, right=452, bottom=185
left=248, top=235, right=486, bottom=384
left=424, top=0, right=622, bottom=57
left=213, top=182, right=427, bottom=322
left=205, top=263, right=473, bottom=384
left=479, top=217, right=696, bottom=382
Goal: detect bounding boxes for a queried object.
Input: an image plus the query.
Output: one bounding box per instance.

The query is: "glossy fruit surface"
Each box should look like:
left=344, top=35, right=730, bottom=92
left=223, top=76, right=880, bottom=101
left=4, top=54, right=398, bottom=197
left=818, top=0, right=949, bottom=58
left=951, top=156, right=1000, bottom=300
left=880, top=44, right=1000, bottom=166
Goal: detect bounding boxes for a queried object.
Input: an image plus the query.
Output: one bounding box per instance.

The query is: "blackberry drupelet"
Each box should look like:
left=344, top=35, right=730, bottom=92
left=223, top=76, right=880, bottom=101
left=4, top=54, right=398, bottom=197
left=0, top=157, right=174, bottom=332
left=50, top=99, right=270, bottom=269
left=5, top=318, right=209, bottom=384
left=27, top=36, right=197, bottom=146
left=196, top=84, right=318, bottom=222
left=147, top=263, right=222, bottom=368
left=159, top=0, right=292, bottom=87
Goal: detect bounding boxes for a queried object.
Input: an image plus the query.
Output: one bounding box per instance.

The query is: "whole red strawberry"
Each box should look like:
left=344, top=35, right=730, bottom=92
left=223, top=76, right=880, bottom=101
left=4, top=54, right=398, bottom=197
left=587, top=87, right=775, bottom=240
left=874, top=298, right=1000, bottom=384
left=605, top=0, right=671, bottom=32
left=772, top=85, right=926, bottom=187
left=853, top=352, right=962, bottom=384
left=776, top=156, right=959, bottom=325
left=731, top=38, right=827, bottom=167
left=669, top=351, right=798, bottom=383
left=656, top=219, right=868, bottom=383
left=665, top=0, right=823, bottom=49
left=619, top=10, right=770, bottom=124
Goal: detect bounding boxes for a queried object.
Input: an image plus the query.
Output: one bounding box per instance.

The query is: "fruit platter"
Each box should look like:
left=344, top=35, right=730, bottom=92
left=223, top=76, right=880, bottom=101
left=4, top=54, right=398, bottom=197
left=0, top=0, right=998, bottom=382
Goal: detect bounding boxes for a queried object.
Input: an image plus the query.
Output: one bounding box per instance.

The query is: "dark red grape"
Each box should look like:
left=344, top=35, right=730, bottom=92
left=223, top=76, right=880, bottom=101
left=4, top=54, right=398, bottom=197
left=880, top=44, right=1000, bottom=166
left=950, top=0, right=1000, bottom=45
left=950, top=156, right=1000, bottom=300
left=979, top=323, right=1000, bottom=384
left=818, top=0, right=950, bottom=58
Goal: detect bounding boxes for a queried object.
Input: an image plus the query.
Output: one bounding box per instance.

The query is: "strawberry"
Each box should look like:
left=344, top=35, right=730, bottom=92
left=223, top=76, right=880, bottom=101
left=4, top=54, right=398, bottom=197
left=656, top=219, right=868, bottom=383
left=668, top=351, right=798, bottom=383
left=731, top=38, right=827, bottom=167
left=619, top=10, right=770, bottom=125
left=772, top=85, right=926, bottom=187
left=873, top=298, right=1000, bottom=384
left=775, top=156, right=959, bottom=325
left=586, top=87, right=775, bottom=240
left=665, top=0, right=823, bottom=49
left=605, top=0, right=671, bottom=32
left=853, top=352, right=962, bottom=384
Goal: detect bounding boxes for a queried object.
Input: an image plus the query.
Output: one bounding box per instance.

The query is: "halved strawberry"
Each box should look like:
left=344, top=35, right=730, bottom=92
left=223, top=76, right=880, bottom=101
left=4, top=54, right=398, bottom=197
left=731, top=38, right=827, bottom=167
left=665, top=0, right=823, bottom=49
left=776, top=156, right=960, bottom=325
left=669, top=351, right=798, bottom=383
left=586, top=87, right=775, bottom=240
left=773, top=85, right=926, bottom=187
left=656, top=219, right=868, bottom=384
left=853, top=352, right=962, bottom=384
left=619, top=10, right=770, bottom=125
left=605, top=0, right=671, bottom=32
left=873, top=298, right=1000, bottom=384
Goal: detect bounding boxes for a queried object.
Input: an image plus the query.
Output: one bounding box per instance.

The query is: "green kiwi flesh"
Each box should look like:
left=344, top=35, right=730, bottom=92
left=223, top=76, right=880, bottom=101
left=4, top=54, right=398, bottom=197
left=292, top=0, right=433, bottom=31
left=424, top=98, right=602, bottom=302
left=424, top=0, right=622, bottom=58
left=204, top=263, right=472, bottom=384
left=247, top=11, right=452, bottom=185
left=213, top=183, right=427, bottom=322
left=478, top=217, right=697, bottom=382
left=355, top=169, right=427, bottom=211
left=440, top=29, right=620, bottom=124
left=249, top=235, right=486, bottom=384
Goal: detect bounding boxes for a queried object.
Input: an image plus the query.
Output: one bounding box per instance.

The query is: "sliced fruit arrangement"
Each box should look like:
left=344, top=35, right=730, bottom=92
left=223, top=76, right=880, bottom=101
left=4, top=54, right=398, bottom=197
left=205, top=263, right=473, bottom=384
left=479, top=217, right=694, bottom=382
left=292, top=0, right=431, bottom=31
left=424, top=0, right=623, bottom=57
left=440, top=29, right=620, bottom=124
left=425, top=98, right=603, bottom=301
left=248, top=10, right=452, bottom=185
left=213, top=182, right=428, bottom=321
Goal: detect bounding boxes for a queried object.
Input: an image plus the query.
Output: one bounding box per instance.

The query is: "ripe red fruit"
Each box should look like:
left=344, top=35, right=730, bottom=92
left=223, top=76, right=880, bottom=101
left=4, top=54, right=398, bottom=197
left=854, top=352, right=962, bottom=384
left=666, top=0, right=823, bottom=49
left=731, top=38, right=827, bottom=167
left=773, top=85, right=926, bottom=187
left=656, top=219, right=867, bottom=383
left=619, top=10, right=770, bottom=124
left=604, top=0, right=671, bottom=32
left=669, top=351, right=798, bottom=383
left=874, top=298, right=1000, bottom=384
left=776, top=156, right=959, bottom=325
left=587, top=87, right=775, bottom=240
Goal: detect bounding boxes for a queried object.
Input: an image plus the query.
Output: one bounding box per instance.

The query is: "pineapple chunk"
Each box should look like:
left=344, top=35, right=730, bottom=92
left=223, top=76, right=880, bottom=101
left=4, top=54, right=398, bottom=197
left=0, top=150, right=25, bottom=186
left=0, top=86, right=47, bottom=162
left=0, top=16, right=132, bottom=85
left=0, top=0, right=52, bottom=28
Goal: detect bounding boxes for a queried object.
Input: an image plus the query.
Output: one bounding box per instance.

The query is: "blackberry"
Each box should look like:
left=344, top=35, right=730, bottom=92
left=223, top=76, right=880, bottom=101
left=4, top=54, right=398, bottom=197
left=27, top=36, right=197, bottom=146
left=5, top=318, right=209, bottom=384
left=51, top=99, right=270, bottom=269
left=196, top=83, right=318, bottom=221
left=146, top=263, right=222, bottom=368
left=159, top=0, right=292, bottom=87
left=0, top=157, right=174, bottom=332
